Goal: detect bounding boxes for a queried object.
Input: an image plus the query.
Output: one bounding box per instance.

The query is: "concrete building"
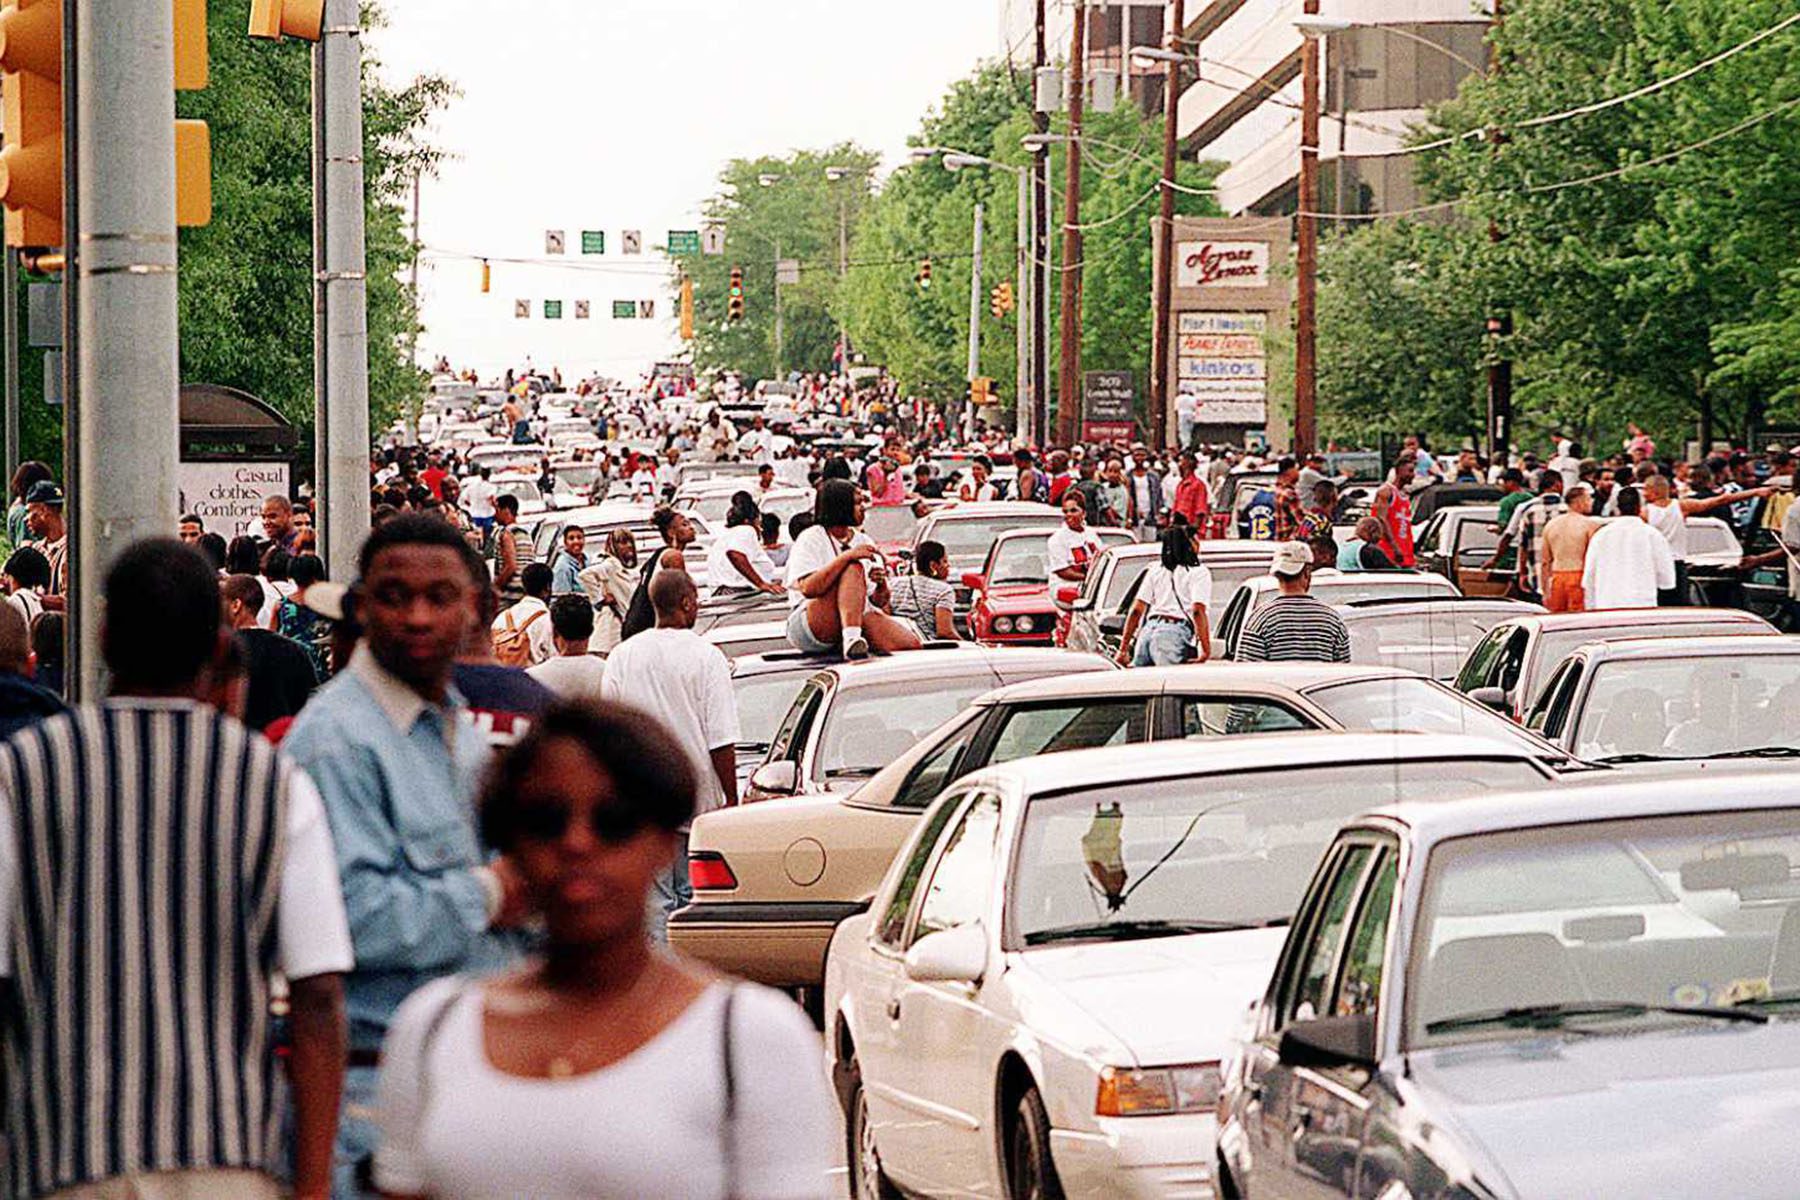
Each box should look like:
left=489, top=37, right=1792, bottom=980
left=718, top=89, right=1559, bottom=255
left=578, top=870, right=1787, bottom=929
left=1002, top=0, right=1176, bottom=113
left=1176, top=0, right=1491, bottom=216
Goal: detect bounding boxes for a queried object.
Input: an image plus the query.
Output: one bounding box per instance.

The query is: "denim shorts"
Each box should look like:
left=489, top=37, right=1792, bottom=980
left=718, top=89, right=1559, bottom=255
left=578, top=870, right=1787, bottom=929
left=1133, top=617, right=1196, bottom=667
left=786, top=603, right=835, bottom=655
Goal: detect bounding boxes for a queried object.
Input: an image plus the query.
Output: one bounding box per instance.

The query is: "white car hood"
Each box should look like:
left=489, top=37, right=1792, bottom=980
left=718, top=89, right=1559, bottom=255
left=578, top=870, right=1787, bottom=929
left=1015, top=927, right=1288, bottom=1067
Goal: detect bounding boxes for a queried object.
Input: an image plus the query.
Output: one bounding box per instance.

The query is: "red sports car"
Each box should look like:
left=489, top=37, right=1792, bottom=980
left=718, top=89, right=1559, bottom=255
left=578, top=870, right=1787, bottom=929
left=964, top=527, right=1135, bottom=646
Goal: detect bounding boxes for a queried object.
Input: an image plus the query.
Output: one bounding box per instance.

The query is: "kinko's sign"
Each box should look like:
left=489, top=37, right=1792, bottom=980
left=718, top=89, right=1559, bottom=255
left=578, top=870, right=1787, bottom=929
left=178, top=462, right=289, bottom=539
left=1177, top=241, right=1270, bottom=290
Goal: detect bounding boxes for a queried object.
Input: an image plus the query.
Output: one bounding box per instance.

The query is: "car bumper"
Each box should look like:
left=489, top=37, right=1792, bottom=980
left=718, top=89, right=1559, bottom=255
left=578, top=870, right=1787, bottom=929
left=667, top=899, right=868, bottom=988
left=1050, top=1112, right=1218, bottom=1199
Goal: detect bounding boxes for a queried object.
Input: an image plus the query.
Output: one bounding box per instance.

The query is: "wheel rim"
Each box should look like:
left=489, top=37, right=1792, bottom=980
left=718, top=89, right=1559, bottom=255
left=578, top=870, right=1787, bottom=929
left=1009, top=1114, right=1042, bottom=1200
left=853, top=1089, right=883, bottom=1200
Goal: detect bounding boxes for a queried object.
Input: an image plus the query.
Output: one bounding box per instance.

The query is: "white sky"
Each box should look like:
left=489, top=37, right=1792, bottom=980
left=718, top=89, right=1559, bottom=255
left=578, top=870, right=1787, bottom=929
left=368, top=0, right=1005, bottom=382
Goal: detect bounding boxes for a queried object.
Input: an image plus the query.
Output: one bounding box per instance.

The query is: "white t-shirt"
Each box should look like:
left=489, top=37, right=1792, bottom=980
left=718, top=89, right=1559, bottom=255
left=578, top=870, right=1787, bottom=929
left=0, top=767, right=353, bottom=981
left=461, top=476, right=497, bottom=520
left=526, top=654, right=608, bottom=703
left=1583, top=518, right=1676, bottom=609
left=959, top=481, right=998, bottom=502
left=714, top=524, right=778, bottom=591
left=374, top=980, right=834, bottom=1200
left=784, top=526, right=874, bottom=609
left=1140, top=562, right=1214, bottom=624
left=1646, top=499, right=1688, bottom=560
left=1045, top=524, right=1105, bottom=590
left=602, top=629, right=740, bottom=817
left=493, top=596, right=555, bottom=666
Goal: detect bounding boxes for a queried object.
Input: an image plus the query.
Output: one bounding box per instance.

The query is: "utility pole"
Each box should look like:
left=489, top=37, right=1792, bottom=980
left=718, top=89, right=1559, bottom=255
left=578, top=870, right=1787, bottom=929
left=773, top=235, right=784, bottom=379
left=1014, top=169, right=1030, bottom=446
left=1485, top=0, right=1510, bottom=467
left=3, top=249, right=17, bottom=482
left=1031, top=0, right=1051, bottom=448
left=314, top=0, right=371, bottom=587
left=966, top=203, right=985, bottom=386
left=1293, top=0, right=1321, bottom=456
left=72, top=0, right=184, bottom=697
left=403, top=171, right=421, bottom=446
left=1057, top=2, right=1088, bottom=446
left=1149, top=0, right=1186, bottom=452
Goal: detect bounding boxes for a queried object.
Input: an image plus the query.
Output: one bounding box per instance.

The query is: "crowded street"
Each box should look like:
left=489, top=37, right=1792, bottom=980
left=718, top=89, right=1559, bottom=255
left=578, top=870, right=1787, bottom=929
left=2, top=0, right=1800, bottom=1198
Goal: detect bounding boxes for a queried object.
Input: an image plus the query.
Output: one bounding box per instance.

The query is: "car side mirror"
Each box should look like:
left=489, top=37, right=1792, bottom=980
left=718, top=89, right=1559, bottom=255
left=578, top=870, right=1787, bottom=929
left=962, top=572, right=987, bottom=592
left=1278, top=1014, right=1376, bottom=1071
left=904, top=923, right=987, bottom=986
left=1469, top=686, right=1509, bottom=712
left=748, top=760, right=798, bottom=797
left=896, top=548, right=914, bottom=561
left=1063, top=594, right=1095, bottom=613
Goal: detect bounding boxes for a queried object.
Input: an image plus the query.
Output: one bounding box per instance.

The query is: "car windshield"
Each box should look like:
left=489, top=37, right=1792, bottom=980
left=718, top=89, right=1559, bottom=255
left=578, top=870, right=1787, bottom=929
left=1410, top=808, right=1800, bottom=1046
left=1572, top=655, right=1800, bottom=762
left=1346, top=607, right=1520, bottom=682
left=494, top=479, right=542, bottom=504
left=1686, top=521, right=1741, bottom=557
left=552, top=465, right=601, bottom=489
left=929, top=515, right=1063, bottom=568
left=863, top=505, right=919, bottom=544
left=1207, top=562, right=1271, bottom=610
left=1305, top=677, right=1554, bottom=756
left=732, top=672, right=813, bottom=750
left=1100, top=555, right=1155, bottom=611
left=816, top=678, right=998, bottom=778
left=1013, top=760, right=1547, bottom=945
left=1534, top=621, right=1763, bottom=693
left=989, top=536, right=1050, bottom=585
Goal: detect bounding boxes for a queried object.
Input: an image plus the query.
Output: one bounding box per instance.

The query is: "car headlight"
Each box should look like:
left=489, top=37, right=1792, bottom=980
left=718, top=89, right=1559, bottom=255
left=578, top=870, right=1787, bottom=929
left=1015, top=615, right=1035, bottom=634
left=993, top=616, right=1015, bottom=634
left=1095, top=1062, right=1222, bottom=1117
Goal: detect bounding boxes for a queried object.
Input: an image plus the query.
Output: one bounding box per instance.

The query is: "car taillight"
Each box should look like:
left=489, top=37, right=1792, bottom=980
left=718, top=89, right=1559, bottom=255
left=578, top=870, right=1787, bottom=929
left=688, top=852, right=738, bottom=891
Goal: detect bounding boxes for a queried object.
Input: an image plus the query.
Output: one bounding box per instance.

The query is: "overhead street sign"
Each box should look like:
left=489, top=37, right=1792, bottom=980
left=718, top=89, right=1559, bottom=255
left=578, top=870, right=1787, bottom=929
left=613, top=300, right=637, bottom=319
left=575, top=300, right=591, bottom=320
left=702, top=227, right=725, bottom=256
left=581, top=231, right=605, bottom=255
left=668, top=230, right=702, bottom=256
left=546, top=230, right=565, bottom=255
left=544, top=300, right=564, bottom=320
left=776, top=259, right=801, bottom=286
left=622, top=230, right=642, bottom=255
left=514, top=300, right=530, bottom=319
left=638, top=300, right=656, bottom=319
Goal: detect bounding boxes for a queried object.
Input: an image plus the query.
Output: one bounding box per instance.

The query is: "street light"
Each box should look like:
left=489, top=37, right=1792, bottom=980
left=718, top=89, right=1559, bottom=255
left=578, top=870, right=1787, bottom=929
left=1294, top=16, right=1485, bottom=73
left=1128, top=45, right=1194, bottom=67
left=823, top=164, right=863, bottom=375
left=1136, top=21, right=1196, bottom=454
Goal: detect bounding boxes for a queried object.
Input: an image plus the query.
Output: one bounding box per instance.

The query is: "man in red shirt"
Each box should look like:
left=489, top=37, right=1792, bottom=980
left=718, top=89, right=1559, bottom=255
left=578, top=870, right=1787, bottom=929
left=1171, top=452, right=1210, bottom=528
left=1047, top=450, right=1075, bottom=505
left=419, top=451, right=448, bottom=501
left=1372, top=452, right=1418, bottom=567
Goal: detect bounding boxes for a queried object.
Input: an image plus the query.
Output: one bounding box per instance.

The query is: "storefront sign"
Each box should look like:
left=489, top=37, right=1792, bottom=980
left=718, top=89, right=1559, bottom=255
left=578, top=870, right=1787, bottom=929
left=1179, top=333, right=1264, bottom=358
left=177, top=462, right=289, bottom=539
left=1176, top=242, right=1270, bottom=290
left=1083, top=370, right=1136, bottom=423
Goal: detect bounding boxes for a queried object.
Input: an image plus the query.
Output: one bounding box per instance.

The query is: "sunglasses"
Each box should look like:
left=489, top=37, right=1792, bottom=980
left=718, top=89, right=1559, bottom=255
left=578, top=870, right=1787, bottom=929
left=512, top=803, right=645, bottom=845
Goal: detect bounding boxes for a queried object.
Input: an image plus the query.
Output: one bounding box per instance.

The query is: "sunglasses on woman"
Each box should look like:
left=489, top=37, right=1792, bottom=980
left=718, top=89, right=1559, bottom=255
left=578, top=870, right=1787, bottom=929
left=513, top=803, right=646, bottom=845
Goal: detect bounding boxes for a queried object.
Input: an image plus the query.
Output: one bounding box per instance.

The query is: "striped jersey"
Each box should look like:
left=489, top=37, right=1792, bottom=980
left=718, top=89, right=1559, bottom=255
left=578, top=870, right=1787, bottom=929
left=1237, top=595, right=1352, bottom=664
left=0, top=700, right=289, bottom=1197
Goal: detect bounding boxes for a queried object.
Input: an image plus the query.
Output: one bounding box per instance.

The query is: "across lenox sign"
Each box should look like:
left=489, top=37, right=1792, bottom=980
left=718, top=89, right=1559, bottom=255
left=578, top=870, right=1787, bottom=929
left=1177, top=241, right=1270, bottom=289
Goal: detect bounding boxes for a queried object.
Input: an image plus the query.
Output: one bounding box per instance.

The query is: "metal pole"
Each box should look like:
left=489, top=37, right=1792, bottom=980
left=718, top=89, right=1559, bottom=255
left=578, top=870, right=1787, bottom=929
left=1015, top=170, right=1030, bottom=446
left=3, top=249, right=18, bottom=483
left=1057, top=3, right=1088, bottom=446
left=1485, top=0, right=1510, bottom=467
left=317, top=0, right=371, bottom=585
left=1149, top=0, right=1185, bottom=452
left=73, top=0, right=183, bottom=698
left=1293, top=0, right=1321, bottom=457
left=837, top=184, right=849, bottom=376
left=773, top=236, right=783, bottom=379
left=967, top=203, right=985, bottom=388
left=1335, top=36, right=1348, bottom=227
left=403, top=171, right=420, bottom=446
left=1031, top=0, right=1051, bottom=448
left=59, top=0, right=82, bottom=695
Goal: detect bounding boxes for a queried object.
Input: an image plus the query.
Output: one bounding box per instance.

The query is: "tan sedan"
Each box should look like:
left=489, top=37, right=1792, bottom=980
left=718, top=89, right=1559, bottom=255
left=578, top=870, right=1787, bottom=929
left=670, top=663, right=1572, bottom=992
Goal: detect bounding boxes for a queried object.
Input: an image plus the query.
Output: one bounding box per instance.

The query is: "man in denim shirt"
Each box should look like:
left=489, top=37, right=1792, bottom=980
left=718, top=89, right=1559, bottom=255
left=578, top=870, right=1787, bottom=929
left=285, top=515, right=528, bottom=1198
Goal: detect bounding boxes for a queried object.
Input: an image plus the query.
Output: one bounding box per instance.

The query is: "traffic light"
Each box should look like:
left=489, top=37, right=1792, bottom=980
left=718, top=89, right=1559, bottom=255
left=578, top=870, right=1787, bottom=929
left=990, top=280, right=1014, bottom=320
left=728, top=266, right=745, bottom=322
left=173, top=0, right=212, bottom=228
left=480, top=259, right=491, bottom=294
left=970, top=376, right=994, bottom=406
left=916, top=257, right=932, bottom=290
left=0, top=0, right=63, bottom=248
left=247, top=0, right=325, bottom=41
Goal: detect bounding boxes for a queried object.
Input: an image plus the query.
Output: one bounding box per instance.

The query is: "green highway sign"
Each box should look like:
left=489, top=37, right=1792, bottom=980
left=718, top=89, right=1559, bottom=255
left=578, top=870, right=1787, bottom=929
left=667, top=230, right=701, bottom=256
left=612, top=300, right=637, bottom=319
left=581, top=231, right=606, bottom=255
left=544, top=300, right=564, bottom=320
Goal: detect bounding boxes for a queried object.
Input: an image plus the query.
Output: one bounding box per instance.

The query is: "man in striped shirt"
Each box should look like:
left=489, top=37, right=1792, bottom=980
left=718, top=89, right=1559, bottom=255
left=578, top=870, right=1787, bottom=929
left=1237, top=541, right=1352, bottom=664
left=0, top=539, right=353, bottom=1200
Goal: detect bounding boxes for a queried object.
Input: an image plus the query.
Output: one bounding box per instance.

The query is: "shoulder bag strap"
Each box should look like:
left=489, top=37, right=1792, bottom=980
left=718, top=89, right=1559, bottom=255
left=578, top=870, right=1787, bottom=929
left=720, top=985, right=740, bottom=1200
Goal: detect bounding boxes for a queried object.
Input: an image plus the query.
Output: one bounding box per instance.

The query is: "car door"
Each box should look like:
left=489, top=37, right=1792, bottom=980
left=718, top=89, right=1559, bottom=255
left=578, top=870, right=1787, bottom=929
left=1452, top=515, right=1510, bottom=597
left=1241, top=839, right=1396, bottom=1200
left=885, top=790, right=1007, bottom=1190
left=1216, top=587, right=1253, bottom=660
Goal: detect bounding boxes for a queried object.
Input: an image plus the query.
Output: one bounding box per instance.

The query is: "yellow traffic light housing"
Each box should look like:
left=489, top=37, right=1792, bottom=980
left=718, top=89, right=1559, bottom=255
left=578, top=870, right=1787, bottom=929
left=990, top=281, right=1014, bottom=321
left=0, top=0, right=63, bottom=249
left=971, top=376, right=994, bottom=406
left=728, top=266, right=745, bottom=323
left=248, top=0, right=325, bottom=42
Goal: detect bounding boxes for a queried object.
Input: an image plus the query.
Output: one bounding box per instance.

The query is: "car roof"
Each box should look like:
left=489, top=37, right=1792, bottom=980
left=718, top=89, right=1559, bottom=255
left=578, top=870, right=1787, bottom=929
left=1239, top=571, right=1458, bottom=595
left=705, top=621, right=790, bottom=644
left=1339, top=597, right=1543, bottom=616
left=957, top=731, right=1539, bottom=798
left=980, top=661, right=1423, bottom=704
left=989, top=525, right=1132, bottom=545
left=1567, top=633, right=1800, bottom=662
left=1499, top=607, right=1772, bottom=634
left=922, top=502, right=1060, bottom=520
left=1366, top=770, right=1799, bottom=848
left=822, top=645, right=1111, bottom=688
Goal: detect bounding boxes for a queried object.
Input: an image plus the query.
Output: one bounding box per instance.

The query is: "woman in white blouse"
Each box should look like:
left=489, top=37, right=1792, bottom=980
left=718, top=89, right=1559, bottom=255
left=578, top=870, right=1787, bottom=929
left=373, top=704, right=834, bottom=1200
left=1116, top=525, right=1214, bottom=667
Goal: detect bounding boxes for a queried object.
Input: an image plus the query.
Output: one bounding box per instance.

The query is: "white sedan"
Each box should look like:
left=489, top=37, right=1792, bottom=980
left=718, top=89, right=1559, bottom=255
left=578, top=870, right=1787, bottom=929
left=823, top=733, right=1557, bottom=1199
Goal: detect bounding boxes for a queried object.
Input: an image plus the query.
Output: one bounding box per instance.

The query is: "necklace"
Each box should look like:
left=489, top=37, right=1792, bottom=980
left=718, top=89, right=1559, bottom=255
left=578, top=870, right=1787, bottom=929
left=530, top=959, right=666, bottom=1080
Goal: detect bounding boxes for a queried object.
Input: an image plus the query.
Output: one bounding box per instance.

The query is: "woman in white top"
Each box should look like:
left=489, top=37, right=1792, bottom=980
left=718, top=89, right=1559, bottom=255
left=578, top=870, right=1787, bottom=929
left=712, top=492, right=784, bottom=597
left=375, top=704, right=834, bottom=1200
left=1116, top=526, right=1213, bottom=667
left=577, top=530, right=640, bottom=653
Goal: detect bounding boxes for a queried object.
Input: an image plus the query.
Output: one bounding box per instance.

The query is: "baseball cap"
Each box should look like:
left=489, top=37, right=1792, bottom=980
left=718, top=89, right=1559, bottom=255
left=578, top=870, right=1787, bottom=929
left=1271, top=541, right=1313, bottom=579
left=24, top=481, right=62, bottom=507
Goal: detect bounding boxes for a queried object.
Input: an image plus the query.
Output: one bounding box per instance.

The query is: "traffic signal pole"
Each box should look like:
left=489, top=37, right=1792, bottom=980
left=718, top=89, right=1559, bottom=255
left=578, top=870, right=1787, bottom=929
left=313, top=0, right=370, bottom=585
left=966, top=203, right=984, bottom=391
left=70, top=0, right=183, bottom=697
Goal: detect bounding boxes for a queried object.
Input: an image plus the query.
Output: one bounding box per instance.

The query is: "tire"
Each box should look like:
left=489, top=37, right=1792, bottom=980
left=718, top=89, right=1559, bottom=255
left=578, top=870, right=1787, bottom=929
left=846, top=1057, right=900, bottom=1200
left=1004, top=1085, right=1065, bottom=1200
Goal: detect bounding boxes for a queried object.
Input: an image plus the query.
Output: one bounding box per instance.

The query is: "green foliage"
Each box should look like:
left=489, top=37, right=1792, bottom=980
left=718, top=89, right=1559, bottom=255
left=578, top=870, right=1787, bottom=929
left=19, top=0, right=452, bottom=472
left=1323, top=0, right=1800, bottom=453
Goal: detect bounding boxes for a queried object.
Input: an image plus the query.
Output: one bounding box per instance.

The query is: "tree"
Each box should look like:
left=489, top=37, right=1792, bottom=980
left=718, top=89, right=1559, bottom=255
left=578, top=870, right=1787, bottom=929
left=17, top=0, right=451, bottom=471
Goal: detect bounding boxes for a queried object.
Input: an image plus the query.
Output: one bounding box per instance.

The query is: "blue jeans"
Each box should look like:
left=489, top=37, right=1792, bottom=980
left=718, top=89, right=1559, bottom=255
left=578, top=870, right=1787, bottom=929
left=332, top=1063, right=381, bottom=1199
left=647, top=831, right=691, bottom=945
left=1133, top=618, right=1195, bottom=667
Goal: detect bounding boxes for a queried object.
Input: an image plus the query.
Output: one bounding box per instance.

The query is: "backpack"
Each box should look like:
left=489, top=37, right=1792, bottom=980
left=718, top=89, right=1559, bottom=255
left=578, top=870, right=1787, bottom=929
left=492, top=607, right=546, bottom=667
left=619, top=547, right=670, bottom=642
